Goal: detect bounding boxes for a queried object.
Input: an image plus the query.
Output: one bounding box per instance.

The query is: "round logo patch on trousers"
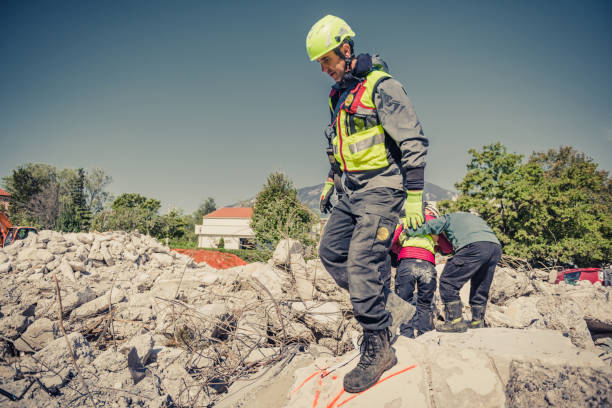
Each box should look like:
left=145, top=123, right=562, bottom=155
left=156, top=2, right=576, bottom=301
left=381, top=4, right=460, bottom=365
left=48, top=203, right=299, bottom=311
left=376, top=226, right=390, bottom=241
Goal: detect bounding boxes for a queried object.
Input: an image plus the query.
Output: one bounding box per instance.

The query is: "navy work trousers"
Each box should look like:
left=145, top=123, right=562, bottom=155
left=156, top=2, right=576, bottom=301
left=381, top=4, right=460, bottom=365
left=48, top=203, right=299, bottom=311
left=395, top=258, right=437, bottom=336
left=319, top=188, right=404, bottom=331
left=439, top=241, right=502, bottom=306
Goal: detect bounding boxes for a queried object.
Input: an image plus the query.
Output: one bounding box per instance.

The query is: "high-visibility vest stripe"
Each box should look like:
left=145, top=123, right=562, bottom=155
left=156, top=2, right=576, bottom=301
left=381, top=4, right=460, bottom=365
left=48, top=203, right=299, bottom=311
left=348, top=132, right=385, bottom=154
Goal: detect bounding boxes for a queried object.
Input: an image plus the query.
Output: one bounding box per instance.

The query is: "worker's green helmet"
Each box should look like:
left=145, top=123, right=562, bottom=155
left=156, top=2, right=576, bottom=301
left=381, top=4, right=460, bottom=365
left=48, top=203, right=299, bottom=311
left=306, top=15, right=355, bottom=61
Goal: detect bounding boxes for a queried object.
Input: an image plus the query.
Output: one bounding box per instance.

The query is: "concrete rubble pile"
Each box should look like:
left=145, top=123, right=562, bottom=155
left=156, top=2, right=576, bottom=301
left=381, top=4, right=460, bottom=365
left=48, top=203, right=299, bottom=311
left=0, top=232, right=610, bottom=407
left=0, top=232, right=355, bottom=407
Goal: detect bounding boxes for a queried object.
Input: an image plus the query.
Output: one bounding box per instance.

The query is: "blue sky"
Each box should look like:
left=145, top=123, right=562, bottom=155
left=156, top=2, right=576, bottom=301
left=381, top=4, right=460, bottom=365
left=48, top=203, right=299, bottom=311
left=1, top=0, right=610, bottom=213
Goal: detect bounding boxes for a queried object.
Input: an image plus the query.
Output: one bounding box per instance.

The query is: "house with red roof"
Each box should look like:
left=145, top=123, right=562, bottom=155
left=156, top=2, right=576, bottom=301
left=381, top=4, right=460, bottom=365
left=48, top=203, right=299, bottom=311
left=194, top=207, right=255, bottom=249
left=0, top=188, right=10, bottom=213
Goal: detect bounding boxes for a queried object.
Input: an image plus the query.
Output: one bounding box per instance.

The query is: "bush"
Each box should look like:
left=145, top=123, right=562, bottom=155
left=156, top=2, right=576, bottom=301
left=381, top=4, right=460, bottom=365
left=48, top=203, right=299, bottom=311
left=250, top=172, right=317, bottom=251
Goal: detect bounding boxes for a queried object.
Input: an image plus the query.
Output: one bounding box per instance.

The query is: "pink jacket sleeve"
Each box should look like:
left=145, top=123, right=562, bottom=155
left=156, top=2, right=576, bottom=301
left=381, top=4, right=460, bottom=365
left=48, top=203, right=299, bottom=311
left=390, top=224, right=403, bottom=254
left=435, top=233, right=453, bottom=255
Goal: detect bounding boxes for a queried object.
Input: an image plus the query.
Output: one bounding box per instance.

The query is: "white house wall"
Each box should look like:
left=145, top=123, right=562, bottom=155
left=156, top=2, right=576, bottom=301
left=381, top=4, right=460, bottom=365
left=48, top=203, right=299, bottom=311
left=198, top=236, right=241, bottom=250
left=195, top=217, right=254, bottom=249
left=194, top=218, right=254, bottom=237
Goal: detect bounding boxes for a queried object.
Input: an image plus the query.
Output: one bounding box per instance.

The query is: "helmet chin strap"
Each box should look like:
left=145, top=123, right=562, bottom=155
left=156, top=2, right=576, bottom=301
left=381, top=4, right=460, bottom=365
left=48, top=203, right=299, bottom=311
left=333, top=43, right=355, bottom=81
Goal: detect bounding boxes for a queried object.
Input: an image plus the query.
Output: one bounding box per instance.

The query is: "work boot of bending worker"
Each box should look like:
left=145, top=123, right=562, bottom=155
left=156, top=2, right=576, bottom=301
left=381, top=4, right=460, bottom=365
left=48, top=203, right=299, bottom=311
left=436, top=300, right=468, bottom=333
left=468, top=304, right=486, bottom=329
left=344, top=328, right=397, bottom=393
left=385, top=290, right=416, bottom=341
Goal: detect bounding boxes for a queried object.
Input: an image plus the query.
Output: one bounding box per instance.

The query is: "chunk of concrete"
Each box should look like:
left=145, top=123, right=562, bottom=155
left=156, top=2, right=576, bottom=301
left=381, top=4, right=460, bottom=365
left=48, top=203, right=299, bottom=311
left=71, top=290, right=126, bottom=319
left=251, top=264, right=284, bottom=299
left=0, top=314, right=32, bottom=339
left=489, top=267, right=534, bottom=305
left=23, top=332, right=94, bottom=389
left=272, top=239, right=304, bottom=265
left=13, top=318, right=60, bottom=352
left=291, top=301, right=342, bottom=337
left=119, top=333, right=155, bottom=365
left=16, top=248, right=55, bottom=265
left=506, top=360, right=612, bottom=407
left=151, top=253, right=173, bottom=267
left=0, top=262, right=11, bottom=273
left=57, top=260, right=77, bottom=282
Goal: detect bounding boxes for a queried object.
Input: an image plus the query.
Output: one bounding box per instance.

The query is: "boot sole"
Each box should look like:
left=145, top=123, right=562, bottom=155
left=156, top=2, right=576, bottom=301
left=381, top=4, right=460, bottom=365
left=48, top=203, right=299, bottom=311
left=343, top=354, right=398, bottom=394
left=436, top=326, right=468, bottom=333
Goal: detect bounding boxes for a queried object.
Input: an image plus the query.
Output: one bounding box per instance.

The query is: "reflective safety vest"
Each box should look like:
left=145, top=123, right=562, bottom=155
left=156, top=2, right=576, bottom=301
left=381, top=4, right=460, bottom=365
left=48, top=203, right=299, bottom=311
left=329, top=70, right=392, bottom=172
left=398, top=218, right=435, bottom=254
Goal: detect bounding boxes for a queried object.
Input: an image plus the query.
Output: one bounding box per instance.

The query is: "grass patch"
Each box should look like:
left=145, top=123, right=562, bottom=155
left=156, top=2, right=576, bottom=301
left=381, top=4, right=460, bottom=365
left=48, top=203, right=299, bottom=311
left=212, top=248, right=272, bottom=263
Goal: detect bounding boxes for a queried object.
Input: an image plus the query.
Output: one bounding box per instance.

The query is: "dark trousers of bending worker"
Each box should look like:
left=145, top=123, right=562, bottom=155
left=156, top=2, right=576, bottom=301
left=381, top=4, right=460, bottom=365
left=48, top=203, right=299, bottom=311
left=395, top=258, right=436, bottom=337
left=439, top=241, right=502, bottom=306
left=319, top=187, right=404, bottom=331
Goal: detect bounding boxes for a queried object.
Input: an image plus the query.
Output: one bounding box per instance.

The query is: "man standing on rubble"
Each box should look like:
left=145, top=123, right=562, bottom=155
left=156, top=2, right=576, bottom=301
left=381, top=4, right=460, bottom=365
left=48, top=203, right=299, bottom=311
left=307, top=15, right=428, bottom=393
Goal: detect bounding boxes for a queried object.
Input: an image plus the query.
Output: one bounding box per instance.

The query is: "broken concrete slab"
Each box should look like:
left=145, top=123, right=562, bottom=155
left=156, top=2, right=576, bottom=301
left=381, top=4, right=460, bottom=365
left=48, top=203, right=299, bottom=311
left=21, top=332, right=94, bottom=389
left=119, top=333, right=155, bottom=365
left=505, top=360, right=612, bottom=407
left=70, top=289, right=126, bottom=319
left=16, top=248, right=55, bottom=265
left=291, top=301, right=342, bottom=337
left=272, top=239, right=304, bottom=266
left=488, top=267, right=534, bottom=305
left=13, top=318, right=60, bottom=352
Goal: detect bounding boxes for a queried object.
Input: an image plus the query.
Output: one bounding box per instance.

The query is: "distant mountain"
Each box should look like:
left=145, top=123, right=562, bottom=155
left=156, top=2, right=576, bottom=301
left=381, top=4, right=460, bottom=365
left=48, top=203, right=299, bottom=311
left=229, top=182, right=456, bottom=214
left=297, top=182, right=457, bottom=214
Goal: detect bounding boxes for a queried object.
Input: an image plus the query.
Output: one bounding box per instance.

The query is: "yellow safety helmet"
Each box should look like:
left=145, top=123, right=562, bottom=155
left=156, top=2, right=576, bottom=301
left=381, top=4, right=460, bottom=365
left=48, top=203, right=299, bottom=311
left=306, top=15, right=355, bottom=61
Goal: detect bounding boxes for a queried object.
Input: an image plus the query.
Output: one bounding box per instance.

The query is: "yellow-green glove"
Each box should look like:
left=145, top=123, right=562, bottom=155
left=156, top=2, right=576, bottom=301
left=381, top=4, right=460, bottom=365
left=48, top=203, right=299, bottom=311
left=320, top=180, right=335, bottom=214
left=403, top=190, right=424, bottom=229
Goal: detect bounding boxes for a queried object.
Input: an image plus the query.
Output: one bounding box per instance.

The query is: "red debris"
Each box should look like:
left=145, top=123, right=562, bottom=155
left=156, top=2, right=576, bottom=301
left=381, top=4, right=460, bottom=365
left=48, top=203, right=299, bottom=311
left=171, top=248, right=247, bottom=269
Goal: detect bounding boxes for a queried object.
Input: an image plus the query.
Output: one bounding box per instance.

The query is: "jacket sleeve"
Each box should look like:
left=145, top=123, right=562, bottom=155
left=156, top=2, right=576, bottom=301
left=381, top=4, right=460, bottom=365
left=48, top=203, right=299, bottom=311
left=436, top=233, right=454, bottom=255
left=408, top=215, right=450, bottom=237
left=390, top=224, right=403, bottom=255
left=324, top=124, right=341, bottom=181
left=373, top=78, right=428, bottom=190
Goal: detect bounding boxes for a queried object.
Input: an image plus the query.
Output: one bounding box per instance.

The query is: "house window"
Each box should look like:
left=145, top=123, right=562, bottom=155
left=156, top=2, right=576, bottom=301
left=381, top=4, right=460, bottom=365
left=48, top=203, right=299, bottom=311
left=239, top=238, right=254, bottom=250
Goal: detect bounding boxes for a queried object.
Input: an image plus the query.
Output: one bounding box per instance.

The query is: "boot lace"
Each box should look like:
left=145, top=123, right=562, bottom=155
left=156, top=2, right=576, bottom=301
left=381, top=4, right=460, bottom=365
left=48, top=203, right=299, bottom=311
left=356, top=331, right=381, bottom=369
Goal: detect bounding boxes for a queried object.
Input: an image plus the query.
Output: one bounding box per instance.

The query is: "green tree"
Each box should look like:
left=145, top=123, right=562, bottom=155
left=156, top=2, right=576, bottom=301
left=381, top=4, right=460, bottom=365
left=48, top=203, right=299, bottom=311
left=151, top=209, right=190, bottom=241
left=92, top=193, right=161, bottom=235
left=112, top=193, right=161, bottom=212
left=85, top=168, right=113, bottom=213
left=522, top=147, right=611, bottom=266
left=193, top=197, right=217, bottom=222
left=440, top=144, right=611, bottom=267
left=3, top=164, right=113, bottom=230
left=250, top=172, right=316, bottom=250
left=3, top=163, right=64, bottom=227
left=4, top=166, right=43, bottom=224
left=56, top=168, right=95, bottom=232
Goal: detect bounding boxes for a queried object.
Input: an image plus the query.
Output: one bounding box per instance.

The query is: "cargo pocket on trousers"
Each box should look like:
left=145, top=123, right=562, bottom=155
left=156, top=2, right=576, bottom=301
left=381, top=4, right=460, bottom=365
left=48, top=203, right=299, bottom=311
left=369, top=213, right=396, bottom=261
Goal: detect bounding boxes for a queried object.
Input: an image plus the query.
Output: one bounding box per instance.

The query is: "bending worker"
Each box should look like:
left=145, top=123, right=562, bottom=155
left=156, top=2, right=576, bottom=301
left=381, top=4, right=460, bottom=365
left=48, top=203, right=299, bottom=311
left=307, top=15, right=428, bottom=393
left=390, top=203, right=452, bottom=338
left=403, top=211, right=502, bottom=332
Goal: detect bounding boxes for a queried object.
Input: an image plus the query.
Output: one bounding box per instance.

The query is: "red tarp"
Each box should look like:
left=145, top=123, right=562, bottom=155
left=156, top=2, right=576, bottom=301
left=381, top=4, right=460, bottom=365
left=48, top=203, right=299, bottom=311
left=171, top=248, right=247, bottom=269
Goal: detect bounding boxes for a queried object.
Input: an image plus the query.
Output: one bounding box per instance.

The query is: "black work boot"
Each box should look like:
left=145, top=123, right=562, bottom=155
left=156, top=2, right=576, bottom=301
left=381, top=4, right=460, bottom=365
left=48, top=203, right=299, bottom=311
left=436, top=300, right=468, bottom=333
left=385, top=292, right=416, bottom=340
left=343, top=328, right=397, bottom=393
left=469, top=304, right=486, bottom=329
